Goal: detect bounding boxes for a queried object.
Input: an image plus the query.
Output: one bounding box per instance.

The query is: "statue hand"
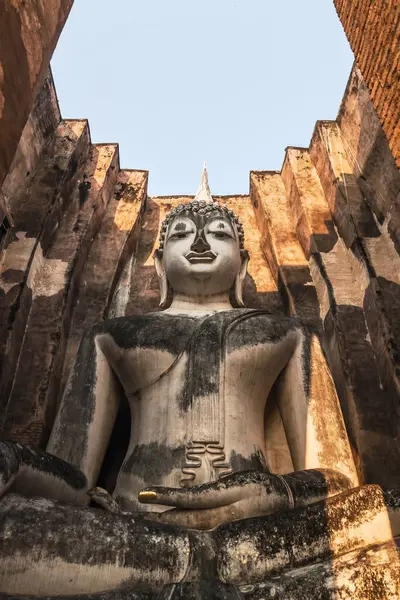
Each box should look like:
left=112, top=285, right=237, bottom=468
left=139, top=468, right=352, bottom=530
left=139, top=471, right=293, bottom=530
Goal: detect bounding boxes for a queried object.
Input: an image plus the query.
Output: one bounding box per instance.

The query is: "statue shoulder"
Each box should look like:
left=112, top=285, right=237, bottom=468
left=82, top=312, right=199, bottom=353
left=226, top=310, right=310, bottom=349
left=246, top=310, right=317, bottom=332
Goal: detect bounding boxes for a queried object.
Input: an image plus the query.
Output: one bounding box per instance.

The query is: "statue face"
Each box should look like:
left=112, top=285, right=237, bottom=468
left=162, top=211, right=243, bottom=297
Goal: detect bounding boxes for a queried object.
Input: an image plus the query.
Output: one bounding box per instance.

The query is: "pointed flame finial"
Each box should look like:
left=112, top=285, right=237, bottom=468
left=194, top=161, right=213, bottom=204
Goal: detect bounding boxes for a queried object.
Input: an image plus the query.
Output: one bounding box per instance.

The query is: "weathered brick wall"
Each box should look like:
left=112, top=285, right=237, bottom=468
left=0, top=71, right=148, bottom=445
left=334, top=0, right=400, bottom=168
left=0, top=0, right=74, bottom=222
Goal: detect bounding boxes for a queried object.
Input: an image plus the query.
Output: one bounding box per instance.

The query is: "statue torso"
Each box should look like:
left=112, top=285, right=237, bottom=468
left=97, top=310, right=300, bottom=512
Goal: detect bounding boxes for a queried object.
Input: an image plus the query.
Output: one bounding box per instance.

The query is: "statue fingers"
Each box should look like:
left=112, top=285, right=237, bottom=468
left=138, top=470, right=290, bottom=511
left=145, top=501, right=248, bottom=530
left=144, top=487, right=288, bottom=530
left=138, top=479, right=253, bottom=510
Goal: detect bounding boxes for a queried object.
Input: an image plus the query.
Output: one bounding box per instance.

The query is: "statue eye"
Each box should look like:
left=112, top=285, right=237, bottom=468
left=212, top=231, right=230, bottom=239
left=171, top=232, right=189, bottom=239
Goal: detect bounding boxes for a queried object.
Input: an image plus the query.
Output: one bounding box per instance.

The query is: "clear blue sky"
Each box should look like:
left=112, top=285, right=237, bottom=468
left=51, top=0, right=353, bottom=196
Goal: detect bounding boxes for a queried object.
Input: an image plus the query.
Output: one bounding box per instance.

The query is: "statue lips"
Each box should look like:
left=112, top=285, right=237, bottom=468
left=185, top=250, right=217, bottom=264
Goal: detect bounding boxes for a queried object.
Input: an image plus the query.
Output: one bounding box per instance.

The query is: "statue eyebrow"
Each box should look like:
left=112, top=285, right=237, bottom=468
left=166, top=219, right=195, bottom=239
left=173, top=222, right=187, bottom=232
left=207, top=217, right=234, bottom=233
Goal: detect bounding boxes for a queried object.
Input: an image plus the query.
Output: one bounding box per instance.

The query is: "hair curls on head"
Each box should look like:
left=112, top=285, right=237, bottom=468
left=158, top=200, right=245, bottom=253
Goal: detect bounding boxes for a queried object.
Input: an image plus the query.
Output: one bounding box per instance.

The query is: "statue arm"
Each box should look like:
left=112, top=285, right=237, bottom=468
left=46, top=325, right=121, bottom=500
left=0, top=325, right=120, bottom=506
left=275, top=326, right=359, bottom=487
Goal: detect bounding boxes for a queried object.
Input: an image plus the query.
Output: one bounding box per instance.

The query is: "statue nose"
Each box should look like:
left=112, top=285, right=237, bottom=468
left=190, top=229, right=211, bottom=253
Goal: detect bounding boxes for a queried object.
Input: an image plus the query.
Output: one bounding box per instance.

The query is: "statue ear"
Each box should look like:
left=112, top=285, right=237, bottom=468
left=154, top=250, right=169, bottom=309
left=234, top=250, right=249, bottom=308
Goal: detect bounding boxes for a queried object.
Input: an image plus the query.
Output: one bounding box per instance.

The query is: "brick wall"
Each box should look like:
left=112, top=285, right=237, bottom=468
left=334, top=0, right=400, bottom=167
left=0, top=0, right=74, bottom=222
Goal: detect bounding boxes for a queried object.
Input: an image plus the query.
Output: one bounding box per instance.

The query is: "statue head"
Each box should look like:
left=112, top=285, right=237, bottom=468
left=154, top=165, right=249, bottom=308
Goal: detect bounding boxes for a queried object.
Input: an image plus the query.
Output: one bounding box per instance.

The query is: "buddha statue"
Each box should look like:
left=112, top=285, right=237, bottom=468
left=0, top=167, right=399, bottom=599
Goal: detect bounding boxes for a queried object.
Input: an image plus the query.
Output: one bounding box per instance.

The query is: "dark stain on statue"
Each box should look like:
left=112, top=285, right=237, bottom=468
left=0, top=495, right=190, bottom=573
left=225, top=311, right=300, bottom=352
left=50, top=325, right=100, bottom=463
left=173, top=222, right=187, bottom=232
left=11, top=443, right=88, bottom=491
left=229, top=450, right=269, bottom=474
left=122, top=443, right=186, bottom=481
left=176, top=379, right=192, bottom=415
left=103, top=314, right=199, bottom=355
left=283, top=469, right=352, bottom=508
left=176, top=311, right=276, bottom=411
left=187, top=315, right=224, bottom=402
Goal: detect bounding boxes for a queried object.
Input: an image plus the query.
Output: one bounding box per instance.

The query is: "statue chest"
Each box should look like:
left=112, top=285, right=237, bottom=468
left=106, top=311, right=299, bottom=403
left=110, top=314, right=298, bottom=465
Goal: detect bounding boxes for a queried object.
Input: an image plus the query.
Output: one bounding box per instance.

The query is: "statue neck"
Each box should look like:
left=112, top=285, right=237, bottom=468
left=166, top=293, right=234, bottom=315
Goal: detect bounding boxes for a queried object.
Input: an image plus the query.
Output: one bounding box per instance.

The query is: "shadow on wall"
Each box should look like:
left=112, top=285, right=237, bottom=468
left=334, top=72, right=400, bottom=488
left=0, top=2, right=30, bottom=183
